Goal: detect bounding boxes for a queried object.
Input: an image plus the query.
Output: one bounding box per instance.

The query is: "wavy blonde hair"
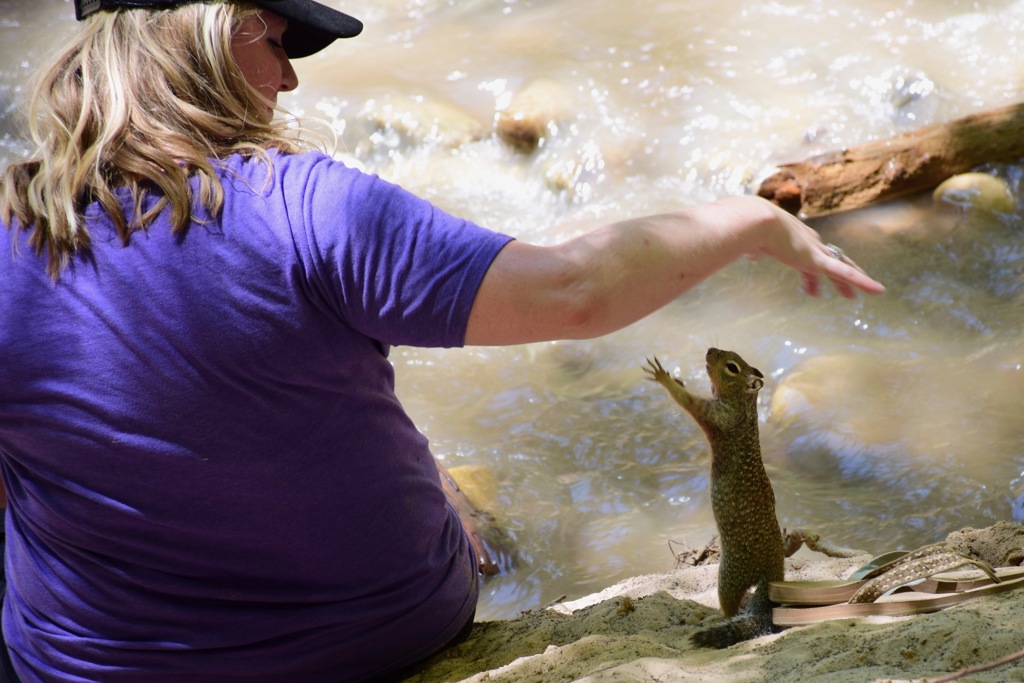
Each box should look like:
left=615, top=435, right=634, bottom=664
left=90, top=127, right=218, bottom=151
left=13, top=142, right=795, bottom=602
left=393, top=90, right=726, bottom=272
left=0, top=1, right=312, bottom=279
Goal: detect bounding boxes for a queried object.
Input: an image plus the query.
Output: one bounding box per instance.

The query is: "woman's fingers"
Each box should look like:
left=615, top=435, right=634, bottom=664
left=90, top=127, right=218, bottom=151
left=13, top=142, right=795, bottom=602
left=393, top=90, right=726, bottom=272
left=787, top=237, right=885, bottom=299
left=816, top=251, right=886, bottom=298
left=724, top=197, right=885, bottom=299
left=759, top=206, right=883, bottom=298
left=802, top=271, right=821, bottom=297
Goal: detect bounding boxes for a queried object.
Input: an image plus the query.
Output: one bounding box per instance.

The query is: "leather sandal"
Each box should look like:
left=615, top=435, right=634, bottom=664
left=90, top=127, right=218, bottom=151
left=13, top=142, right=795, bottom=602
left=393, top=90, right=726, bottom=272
left=772, top=568, right=1024, bottom=627
left=770, top=547, right=1014, bottom=607
left=770, top=565, right=1024, bottom=608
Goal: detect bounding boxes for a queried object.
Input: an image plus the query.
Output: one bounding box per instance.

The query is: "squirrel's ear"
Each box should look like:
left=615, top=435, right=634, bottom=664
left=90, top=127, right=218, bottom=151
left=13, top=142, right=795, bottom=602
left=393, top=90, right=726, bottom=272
left=747, top=377, right=764, bottom=393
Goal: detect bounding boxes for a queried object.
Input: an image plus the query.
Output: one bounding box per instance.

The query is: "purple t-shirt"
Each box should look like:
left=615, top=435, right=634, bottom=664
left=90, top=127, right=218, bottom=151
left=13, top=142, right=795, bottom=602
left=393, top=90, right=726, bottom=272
left=0, top=151, right=513, bottom=682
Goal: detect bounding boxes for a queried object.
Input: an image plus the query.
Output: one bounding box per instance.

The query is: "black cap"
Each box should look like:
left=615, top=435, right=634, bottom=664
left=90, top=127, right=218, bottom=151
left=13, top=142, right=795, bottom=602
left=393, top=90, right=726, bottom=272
left=74, top=0, right=363, bottom=58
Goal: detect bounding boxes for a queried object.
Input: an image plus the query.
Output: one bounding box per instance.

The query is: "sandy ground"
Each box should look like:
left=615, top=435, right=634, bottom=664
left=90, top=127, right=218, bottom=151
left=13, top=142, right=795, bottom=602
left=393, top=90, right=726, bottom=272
left=409, top=523, right=1024, bottom=683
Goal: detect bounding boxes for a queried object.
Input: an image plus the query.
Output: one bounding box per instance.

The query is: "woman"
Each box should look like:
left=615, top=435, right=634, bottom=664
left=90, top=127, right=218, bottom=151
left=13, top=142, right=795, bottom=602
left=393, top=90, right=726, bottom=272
left=0, top=1, right=884, bottom=681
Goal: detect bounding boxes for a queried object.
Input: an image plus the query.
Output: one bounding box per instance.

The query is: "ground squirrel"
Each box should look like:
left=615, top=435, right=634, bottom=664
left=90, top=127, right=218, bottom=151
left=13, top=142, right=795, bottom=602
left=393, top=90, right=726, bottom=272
left=645, top=349, right=784, bottom=648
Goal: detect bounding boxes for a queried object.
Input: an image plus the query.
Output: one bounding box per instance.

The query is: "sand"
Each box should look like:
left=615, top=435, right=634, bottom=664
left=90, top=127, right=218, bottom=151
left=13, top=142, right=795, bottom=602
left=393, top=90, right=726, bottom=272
left=409, top=523, right=1024, bottom=683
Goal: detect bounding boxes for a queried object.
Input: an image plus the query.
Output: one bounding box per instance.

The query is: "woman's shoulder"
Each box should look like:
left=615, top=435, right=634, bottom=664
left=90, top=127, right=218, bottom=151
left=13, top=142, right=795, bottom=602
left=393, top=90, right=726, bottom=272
left=223, top=148, right=366, bottom=175
left=220, top=149, right=381, bottom=197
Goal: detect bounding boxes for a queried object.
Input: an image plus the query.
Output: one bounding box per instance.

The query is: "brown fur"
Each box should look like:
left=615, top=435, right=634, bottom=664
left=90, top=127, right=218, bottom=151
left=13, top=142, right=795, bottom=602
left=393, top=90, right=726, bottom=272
left=645, top=349, right=784, bottom=647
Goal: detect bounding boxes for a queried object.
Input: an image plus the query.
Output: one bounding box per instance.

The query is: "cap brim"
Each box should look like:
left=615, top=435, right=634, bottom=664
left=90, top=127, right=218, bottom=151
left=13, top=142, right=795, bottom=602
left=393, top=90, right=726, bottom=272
left=254, top=0, right=363, bottom=58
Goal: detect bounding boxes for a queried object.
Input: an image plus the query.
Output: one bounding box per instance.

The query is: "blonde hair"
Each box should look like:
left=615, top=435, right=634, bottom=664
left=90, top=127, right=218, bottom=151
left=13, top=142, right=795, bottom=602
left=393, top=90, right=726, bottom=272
left=1, top=1, right=311, bottom=279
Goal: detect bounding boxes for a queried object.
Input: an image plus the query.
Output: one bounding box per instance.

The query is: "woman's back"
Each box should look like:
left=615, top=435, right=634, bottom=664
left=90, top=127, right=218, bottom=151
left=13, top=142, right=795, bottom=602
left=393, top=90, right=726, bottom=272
left=0, top=150, right=505, bottom=681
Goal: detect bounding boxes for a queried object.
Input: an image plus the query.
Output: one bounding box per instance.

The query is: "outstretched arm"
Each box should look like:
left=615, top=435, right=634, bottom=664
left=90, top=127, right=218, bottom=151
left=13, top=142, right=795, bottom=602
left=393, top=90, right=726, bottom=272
left=464, top=196, right=884, bottom=346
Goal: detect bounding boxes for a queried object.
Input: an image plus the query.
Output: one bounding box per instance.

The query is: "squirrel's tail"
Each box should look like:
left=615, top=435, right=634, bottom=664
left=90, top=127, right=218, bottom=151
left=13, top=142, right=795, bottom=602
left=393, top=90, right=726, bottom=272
left=690, top=611, right=774, bottom=648
left=691, top=580, right=776, bottom=649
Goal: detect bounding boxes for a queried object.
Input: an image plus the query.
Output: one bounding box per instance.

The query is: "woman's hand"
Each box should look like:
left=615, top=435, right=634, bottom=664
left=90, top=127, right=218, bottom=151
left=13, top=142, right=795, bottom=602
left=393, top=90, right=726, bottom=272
left=719, top=196, right=885, bottom=299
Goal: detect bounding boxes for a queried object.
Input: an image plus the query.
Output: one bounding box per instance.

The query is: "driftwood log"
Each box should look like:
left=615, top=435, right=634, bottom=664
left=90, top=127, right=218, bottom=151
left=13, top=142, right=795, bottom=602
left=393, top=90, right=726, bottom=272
left=757, top=101, right=1024, bottom=217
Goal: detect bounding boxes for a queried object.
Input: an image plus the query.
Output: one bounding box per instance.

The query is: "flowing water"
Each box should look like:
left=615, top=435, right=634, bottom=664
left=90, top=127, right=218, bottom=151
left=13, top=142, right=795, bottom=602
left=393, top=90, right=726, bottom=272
left=2, top=0, right=1023, bottom=620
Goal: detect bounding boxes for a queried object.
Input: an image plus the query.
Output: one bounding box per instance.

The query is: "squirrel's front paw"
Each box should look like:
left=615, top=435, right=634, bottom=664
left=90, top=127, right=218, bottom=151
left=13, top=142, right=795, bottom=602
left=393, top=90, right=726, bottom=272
left=643, top=356, right=680, bottom=386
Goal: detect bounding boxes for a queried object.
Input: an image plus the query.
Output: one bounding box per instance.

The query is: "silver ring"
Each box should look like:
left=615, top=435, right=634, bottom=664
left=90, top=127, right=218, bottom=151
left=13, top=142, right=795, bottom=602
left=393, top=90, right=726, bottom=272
left=825, top=243, right=846, bottom=261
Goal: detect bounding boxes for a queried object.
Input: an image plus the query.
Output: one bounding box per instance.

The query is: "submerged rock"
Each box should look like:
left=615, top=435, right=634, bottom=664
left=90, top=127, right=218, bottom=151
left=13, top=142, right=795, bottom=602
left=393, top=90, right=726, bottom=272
left=767, top=351, right=1024, bottom=481
left=357, top=94, right=487, bottom=150
left=496, top=79, right=575, bottom=153
left=933, top=172, right=1016, bottom=213
left=448, top=463, right=500, bottom=513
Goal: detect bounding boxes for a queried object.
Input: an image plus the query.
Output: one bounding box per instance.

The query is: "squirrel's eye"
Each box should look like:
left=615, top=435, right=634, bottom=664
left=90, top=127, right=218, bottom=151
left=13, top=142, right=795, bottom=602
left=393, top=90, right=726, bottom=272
left=725, top=362, right=740, bottom=374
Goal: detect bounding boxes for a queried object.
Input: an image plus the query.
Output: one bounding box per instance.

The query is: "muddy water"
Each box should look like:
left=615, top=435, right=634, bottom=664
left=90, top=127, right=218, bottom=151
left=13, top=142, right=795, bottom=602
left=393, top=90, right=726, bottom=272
left=2, top=1, right=1023, bottom=620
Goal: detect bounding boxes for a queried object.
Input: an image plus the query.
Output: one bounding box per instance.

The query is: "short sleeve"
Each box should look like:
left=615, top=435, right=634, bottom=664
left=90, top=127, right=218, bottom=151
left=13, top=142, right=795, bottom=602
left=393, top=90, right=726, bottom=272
left=286, top=155, right=514, bottom=348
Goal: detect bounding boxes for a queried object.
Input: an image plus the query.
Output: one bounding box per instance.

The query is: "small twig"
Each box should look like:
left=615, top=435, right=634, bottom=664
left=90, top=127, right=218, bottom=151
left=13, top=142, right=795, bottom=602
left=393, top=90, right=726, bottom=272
left=925, top=645, right=1024, bottom=682
left=669, top=537, right=721, bottom=568
left=543, top=594, right=568, bottom=609
left=782, top=528, right=866, bottom=559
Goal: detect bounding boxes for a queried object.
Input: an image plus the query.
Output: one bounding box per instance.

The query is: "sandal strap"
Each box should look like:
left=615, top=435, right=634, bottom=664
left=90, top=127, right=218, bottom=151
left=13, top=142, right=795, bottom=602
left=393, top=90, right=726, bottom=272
left=847, top=550, right=911, bottom=581
left=849, top=550, right=998, bottom=604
